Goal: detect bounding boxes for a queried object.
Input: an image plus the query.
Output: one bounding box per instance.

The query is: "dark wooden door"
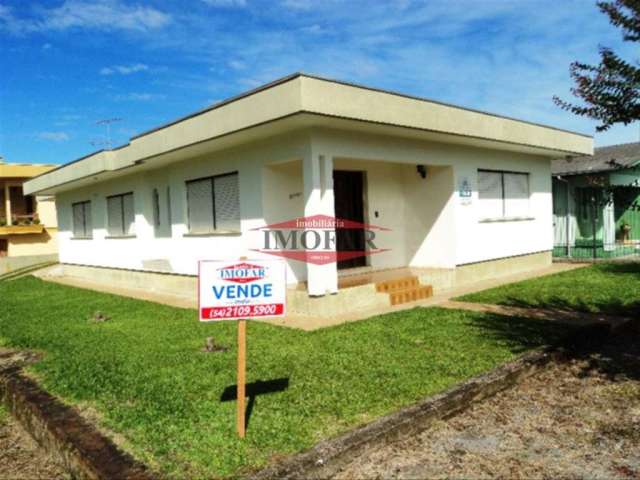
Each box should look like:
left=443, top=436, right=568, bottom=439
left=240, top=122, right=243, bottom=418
left=333, top=170, right=367, bottom=269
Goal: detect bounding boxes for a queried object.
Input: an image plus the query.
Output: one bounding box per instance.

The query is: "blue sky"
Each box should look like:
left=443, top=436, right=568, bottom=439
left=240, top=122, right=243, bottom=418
left=1, top=0, right=638, bottom=165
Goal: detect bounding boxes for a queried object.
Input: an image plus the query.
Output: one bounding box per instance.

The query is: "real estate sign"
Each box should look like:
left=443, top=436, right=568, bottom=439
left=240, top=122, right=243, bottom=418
left=198, top=259, right=286, bottom=321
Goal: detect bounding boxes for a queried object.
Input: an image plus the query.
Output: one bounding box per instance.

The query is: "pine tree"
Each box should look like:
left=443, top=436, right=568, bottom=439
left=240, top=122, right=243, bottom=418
left=553, top=0, right=640, bottom=131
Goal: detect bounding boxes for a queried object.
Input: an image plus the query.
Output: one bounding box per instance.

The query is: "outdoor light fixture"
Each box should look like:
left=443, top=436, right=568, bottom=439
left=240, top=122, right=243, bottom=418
left=416, top=164, right=427, bottom=179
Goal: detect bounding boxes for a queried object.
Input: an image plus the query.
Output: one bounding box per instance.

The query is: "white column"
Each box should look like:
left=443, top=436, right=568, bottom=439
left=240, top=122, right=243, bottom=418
left=4, top=182, right=11, bottom=224
left=320, top=155, right=338, bottom=294
left=303, top=152, right=338, bottom=296
left=303, top=150, right=323, bottom=296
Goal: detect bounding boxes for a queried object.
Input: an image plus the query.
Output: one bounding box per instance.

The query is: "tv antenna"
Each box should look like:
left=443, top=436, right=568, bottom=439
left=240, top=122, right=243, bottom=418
left=92, top=117, right=122, bottom=149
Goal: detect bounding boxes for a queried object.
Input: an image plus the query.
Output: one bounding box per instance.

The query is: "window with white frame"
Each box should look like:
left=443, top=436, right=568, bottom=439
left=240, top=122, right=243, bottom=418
left=72, top=201, right=92, bottom=238
left=107, top=192, right=135, bottom=237
left=186, top=172, right=240, bottom=234
left=478, top=170, right=530, bottom=220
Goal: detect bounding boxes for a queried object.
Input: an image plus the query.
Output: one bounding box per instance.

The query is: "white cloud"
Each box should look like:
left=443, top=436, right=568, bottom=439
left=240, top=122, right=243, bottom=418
left=300, top=24, right=329, bottom=35
left=37, top=131, right=70, bottom=142
left=114, top=92, right=166, bottom=101
left=54, top=114, right=83, bottom=127
left=100, top=63, right=149, bottom=75
left=228, top=60, right=246, bottom=70
left=280, top=0, right=314, bottom=9
left=201, top=0, right=247, bottom=6
left=0, top=1, right=171, bottom=35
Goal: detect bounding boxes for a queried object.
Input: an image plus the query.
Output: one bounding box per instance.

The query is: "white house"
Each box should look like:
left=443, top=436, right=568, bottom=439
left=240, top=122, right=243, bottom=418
left=24, top=73, right=592, bottom=316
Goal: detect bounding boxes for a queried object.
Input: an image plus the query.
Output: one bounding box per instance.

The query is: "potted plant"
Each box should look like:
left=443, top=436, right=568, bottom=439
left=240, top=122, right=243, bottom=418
left=621, top=222, right=632, bottom=242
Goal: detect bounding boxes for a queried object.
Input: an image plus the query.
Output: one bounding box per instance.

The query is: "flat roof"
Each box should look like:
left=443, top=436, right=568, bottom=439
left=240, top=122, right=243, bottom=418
left=0, top=163, right=57, bottom=179
left=133, top=72, right=591, bottom=141
left=25, top=73, right=593, bottom=196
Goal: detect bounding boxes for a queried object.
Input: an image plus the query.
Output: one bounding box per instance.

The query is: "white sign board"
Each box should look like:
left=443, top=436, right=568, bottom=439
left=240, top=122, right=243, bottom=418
left=198, top=259, right=286, bottom=321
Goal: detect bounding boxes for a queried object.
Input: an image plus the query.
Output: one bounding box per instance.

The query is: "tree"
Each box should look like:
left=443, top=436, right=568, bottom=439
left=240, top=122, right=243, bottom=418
left=553, top=0, right=640, bottom=131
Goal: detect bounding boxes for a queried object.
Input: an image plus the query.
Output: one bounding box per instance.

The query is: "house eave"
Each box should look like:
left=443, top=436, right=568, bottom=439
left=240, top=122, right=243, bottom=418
left=24, top=73, right=593, bottom=196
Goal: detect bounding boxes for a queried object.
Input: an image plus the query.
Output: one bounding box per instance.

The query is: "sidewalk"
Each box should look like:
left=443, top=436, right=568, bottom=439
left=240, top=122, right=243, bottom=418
left=269, top=262, right=589, bottom=330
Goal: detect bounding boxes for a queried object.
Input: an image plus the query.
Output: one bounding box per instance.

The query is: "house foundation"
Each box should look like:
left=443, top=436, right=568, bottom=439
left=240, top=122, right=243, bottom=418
left=37, top=250, right=551, bottom=320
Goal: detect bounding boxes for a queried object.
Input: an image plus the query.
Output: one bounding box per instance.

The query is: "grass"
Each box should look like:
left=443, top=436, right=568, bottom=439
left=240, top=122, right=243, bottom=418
left=0, top=276, right=575, bottom=477
left=458, top=263, right=640, bottom=316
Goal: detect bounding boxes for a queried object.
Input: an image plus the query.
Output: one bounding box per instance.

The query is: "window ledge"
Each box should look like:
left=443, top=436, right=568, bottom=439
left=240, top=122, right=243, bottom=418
left=70, top=236, right=93, bottom=240
left=479, top=217, right=535, bottom=223
left=183, top=231, right=241, bottom=237
left=105, top=235, right=137, bottom=239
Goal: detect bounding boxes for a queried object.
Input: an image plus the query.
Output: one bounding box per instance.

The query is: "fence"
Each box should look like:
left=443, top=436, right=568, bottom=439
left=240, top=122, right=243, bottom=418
left=553, top=182, right=640, bottom=261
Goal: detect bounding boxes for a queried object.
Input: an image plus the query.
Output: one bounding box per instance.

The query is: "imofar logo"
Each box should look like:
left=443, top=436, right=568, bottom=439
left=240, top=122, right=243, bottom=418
left=217, top=263, right=267, bottom=283
left=252, top=214, right=390, bottom=265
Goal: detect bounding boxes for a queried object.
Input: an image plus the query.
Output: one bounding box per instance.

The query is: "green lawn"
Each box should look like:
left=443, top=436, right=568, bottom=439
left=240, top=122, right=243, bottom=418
left=0, top=277, right=574, bottom=477
left=458, top=263, right=640, bottom=316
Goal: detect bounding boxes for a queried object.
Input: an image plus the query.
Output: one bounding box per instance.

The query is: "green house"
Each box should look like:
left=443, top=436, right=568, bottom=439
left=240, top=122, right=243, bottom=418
left=552, top=142, right=640, bottom=259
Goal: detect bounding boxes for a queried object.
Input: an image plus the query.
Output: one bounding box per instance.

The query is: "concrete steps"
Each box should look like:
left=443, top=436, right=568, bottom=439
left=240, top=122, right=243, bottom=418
left=375, top=276, right=433, bottom=305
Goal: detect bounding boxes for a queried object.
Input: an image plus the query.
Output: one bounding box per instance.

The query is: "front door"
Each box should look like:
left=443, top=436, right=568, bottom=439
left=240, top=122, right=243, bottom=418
left=333, top=170, right=367, bottom=269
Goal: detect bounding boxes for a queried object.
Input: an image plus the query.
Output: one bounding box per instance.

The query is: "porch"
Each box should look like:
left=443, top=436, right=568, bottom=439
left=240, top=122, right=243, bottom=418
left=261, top=151, right=457, bottom=298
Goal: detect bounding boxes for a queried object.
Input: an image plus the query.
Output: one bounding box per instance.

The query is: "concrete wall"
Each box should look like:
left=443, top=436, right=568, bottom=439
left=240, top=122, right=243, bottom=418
left=7, top=230, right=58, bottom=257
left=0, top=253, right=58, bottom=276
left=36, top=196, right=58, bottom=228
left=455, top=251, right=552, bottom=286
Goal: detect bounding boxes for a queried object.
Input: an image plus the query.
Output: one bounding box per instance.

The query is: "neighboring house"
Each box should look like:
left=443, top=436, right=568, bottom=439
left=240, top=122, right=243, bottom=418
left=0, top=161, right=59, bottom=271
left=552, top=142, right=640, bottom=259
left=23, top=73, right=591, bottom=317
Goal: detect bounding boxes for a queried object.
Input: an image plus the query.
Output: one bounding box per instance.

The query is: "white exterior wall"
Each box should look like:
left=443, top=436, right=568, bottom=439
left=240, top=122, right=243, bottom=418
left=54, top=127, right=553, bottom=287
left=453, top=150, right=552, bottom=265
left=313, top=129, right=551, bottom=268
left=56, top=133, right=310, bottom=284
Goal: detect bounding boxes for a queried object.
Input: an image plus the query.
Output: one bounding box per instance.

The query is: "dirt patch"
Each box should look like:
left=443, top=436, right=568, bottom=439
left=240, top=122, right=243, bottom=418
left=336, top=329, right=640, bottom=479
left=0, top=407, right=68, bottom=479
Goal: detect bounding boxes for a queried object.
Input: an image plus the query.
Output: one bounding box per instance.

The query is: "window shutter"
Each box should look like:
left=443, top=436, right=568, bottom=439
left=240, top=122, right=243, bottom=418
left=187, top=178, right=214, bottom=233
left=107, top=196, right=123, bottom=236
left=83, top=202, right=92, bottom=237
left=504, top=173, right=529, bottom=218
left=166, top=186, right=172, bottom=228
left=478, top=171, right=503, bottom=219
left=214, top=174, right=240, bottom=231
left=123, top=193, right=135, bottom=235
left=73, top=203, right=84, bottom=237
left=153, top=188, right=160, bottom=228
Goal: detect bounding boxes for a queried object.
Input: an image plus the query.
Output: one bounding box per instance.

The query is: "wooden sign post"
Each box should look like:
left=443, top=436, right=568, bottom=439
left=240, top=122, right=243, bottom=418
left=236, top=319, right=247, bottom=438
left=198, top=259, right=286, bottom=438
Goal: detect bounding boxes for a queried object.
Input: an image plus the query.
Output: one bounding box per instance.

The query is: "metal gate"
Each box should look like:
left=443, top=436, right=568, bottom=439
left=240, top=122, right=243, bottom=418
left=553, top=180, right=640, bottom=260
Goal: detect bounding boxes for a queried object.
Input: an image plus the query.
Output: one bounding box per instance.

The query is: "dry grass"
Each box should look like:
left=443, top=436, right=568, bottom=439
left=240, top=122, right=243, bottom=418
left=336, top=330, right=640, bottom=479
